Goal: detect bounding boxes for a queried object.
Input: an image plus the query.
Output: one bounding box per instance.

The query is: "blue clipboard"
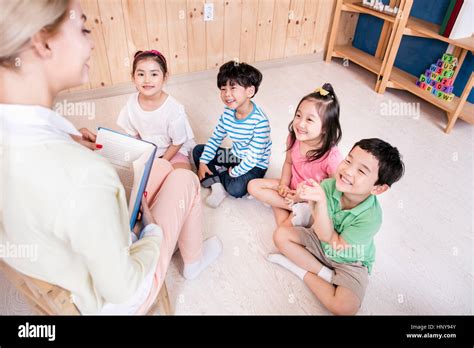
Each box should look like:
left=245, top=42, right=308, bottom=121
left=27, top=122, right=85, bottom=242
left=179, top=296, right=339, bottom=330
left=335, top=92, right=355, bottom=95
left=97, top=127, right=157, bottom=230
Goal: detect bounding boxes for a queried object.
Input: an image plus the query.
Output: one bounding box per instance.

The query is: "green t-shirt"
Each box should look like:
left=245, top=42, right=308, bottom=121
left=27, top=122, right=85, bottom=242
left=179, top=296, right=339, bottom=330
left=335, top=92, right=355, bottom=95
left=319, top=178, right=382, bottom=274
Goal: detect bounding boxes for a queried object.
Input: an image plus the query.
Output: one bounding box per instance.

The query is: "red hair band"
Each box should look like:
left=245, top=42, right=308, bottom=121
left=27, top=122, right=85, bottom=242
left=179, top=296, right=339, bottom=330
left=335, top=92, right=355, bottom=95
left=138, top=50, right=166, bottom=62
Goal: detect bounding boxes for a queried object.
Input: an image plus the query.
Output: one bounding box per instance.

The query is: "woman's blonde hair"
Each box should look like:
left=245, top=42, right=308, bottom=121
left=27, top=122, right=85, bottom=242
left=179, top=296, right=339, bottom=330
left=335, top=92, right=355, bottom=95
left=0, top=0, right=71, bottom=68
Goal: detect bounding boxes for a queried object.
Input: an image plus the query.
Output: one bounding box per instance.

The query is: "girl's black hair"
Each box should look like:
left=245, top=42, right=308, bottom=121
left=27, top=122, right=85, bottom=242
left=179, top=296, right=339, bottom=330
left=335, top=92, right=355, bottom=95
left=132, top=50, right=168, bottom=76
left=217, top=61, right=263, bottom=98
left=287, top=83, right=342, bottom=161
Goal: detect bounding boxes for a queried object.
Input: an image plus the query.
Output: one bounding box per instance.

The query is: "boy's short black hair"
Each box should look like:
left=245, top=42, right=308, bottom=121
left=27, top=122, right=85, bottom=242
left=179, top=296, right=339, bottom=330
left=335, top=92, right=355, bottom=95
left=217, top=61, right=263, bottom=97
left=352, top=138, right=405, bottom=187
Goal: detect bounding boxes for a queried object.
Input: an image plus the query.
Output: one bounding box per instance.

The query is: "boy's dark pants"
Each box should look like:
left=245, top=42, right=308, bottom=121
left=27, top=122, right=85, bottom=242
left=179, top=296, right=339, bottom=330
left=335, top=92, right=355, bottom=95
left=193, top=144, right=266, bottom=198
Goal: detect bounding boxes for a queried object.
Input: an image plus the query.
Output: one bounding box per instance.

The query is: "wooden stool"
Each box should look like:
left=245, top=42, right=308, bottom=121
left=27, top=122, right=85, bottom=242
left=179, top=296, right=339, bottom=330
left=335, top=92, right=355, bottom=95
left=0, top=260, right=172, bottom=315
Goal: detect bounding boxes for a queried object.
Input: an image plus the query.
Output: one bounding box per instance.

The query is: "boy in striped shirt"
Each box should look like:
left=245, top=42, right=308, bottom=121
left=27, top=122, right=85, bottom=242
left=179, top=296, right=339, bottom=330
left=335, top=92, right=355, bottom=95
left=193, top=61, right=272, bottom=208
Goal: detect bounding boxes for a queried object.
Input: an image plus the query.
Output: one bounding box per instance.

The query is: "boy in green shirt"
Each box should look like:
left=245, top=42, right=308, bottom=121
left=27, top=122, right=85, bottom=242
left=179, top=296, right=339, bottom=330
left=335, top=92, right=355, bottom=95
left=268, top=138, right=405, bottom=315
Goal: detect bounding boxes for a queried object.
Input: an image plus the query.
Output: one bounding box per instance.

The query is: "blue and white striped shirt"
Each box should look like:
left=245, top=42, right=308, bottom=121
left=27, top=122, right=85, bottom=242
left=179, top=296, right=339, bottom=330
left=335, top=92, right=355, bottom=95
left=200, top=102, right=272, bottom=177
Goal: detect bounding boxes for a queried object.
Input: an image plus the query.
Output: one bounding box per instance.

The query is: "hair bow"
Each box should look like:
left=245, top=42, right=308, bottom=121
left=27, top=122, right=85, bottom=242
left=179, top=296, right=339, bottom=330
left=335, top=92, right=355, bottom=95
left=314, top=87, right=329, bottom=96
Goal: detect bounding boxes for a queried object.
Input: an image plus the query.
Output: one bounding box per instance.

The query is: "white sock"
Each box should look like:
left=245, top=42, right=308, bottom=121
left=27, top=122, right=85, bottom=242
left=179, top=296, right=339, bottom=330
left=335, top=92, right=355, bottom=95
left=291, top=202, right=312, bottom=227
left=206, top=183, right=228, bottom=208
left=317, top=265, right=334, bottom=283
left=267, top=253, right=307, bottom=280
left=183, top=236, right=222, bottom=280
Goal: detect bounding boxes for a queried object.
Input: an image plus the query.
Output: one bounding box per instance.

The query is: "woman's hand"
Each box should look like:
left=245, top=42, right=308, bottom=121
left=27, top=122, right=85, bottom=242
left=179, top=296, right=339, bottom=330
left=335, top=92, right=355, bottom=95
left=140, top=195, right=157, bottom=227
left=198, top=163, right=213, bottom=180
left=71, top=128, right=97, bottom=150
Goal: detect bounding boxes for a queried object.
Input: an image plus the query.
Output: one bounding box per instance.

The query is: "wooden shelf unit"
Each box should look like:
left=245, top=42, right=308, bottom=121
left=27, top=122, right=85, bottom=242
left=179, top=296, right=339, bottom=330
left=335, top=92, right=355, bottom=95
left=326, top=0, right=474, bottom=133
left=404, top=17, right=474, bottom=52
left=332, top=44, right=383, bottom=74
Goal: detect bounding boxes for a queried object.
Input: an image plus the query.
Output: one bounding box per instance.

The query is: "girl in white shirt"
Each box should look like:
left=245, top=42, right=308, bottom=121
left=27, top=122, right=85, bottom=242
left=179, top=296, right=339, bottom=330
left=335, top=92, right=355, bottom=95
left=117, top=50, right=195, bottom=170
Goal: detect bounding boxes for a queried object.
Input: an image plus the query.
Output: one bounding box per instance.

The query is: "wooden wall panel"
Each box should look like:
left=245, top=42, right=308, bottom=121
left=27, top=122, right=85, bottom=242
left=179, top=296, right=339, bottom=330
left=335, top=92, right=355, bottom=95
left=75, top=0, right=342, bottom=92
left=269, top=0, right=290, bottom=60
left=285, top=0, right=305, bottom=57
left=144, top=0, right=170, bottom=60
left=122, top=0, right=150, bottom=60
left=255, top=0, right=275, bottom=62
left=81, top=0, right=111, bottom=89
left=187, top=0, right=207, bottom=71
left=97, top=0, right=131, bottom=84
left=206, top=0, right=225, bottom=69
left=297, top=0, right=318, bottom=55
left=239, top=0, right=259, bottom=63
left=166, top=0, right=189, bottom=74
left=223, top=0, right=243, bottom=62
left=312, top=0, right=335, bottom=54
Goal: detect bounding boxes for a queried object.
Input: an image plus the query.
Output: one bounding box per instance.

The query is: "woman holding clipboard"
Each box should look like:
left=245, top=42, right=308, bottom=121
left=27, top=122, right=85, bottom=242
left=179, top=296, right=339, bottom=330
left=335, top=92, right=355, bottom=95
left=0, top=0, right=221, bottom=314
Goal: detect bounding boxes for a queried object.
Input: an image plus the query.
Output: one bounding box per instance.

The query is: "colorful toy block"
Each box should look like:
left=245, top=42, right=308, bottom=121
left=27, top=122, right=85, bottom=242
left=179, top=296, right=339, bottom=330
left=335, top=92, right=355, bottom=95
left=442, top=53, right=453, bottom=63
left=417, top=53, right=457, bottom=102
left=415, top=80, right=427, bottom=89
left=441, top=78, right=453, bottom=86
left=441, top=54, right=458, bottom=66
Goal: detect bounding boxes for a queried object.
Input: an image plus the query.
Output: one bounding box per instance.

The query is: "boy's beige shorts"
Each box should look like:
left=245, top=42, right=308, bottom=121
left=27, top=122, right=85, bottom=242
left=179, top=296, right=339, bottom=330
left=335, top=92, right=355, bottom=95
left=295, top=227, right=369, bottom=304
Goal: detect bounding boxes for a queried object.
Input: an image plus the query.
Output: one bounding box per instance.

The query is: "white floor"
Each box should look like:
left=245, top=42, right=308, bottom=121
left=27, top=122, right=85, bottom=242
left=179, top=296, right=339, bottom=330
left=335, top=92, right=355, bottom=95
left=1, top=55, right=472, bottom=315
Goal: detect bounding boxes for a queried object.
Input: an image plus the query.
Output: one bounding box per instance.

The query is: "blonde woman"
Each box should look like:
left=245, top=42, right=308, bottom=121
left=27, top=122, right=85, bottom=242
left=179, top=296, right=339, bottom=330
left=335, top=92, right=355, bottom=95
left=0, top=0, right=221, bottom=314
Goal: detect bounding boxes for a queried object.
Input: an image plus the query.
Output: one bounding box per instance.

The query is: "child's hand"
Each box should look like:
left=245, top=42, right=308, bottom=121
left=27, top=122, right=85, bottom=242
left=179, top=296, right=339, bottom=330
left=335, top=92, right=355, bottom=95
left=297, top=179, right=326, bottom=204
left=286, top=190, right=303, bottom=203
left=198, top=163, right=213, bottom=180
left=277, top=184, right=291, bottom=197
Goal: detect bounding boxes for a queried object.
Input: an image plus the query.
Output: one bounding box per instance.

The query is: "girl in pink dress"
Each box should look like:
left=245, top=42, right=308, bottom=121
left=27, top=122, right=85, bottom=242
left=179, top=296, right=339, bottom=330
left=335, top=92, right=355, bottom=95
left=248, top=83, right=343, bottom=227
